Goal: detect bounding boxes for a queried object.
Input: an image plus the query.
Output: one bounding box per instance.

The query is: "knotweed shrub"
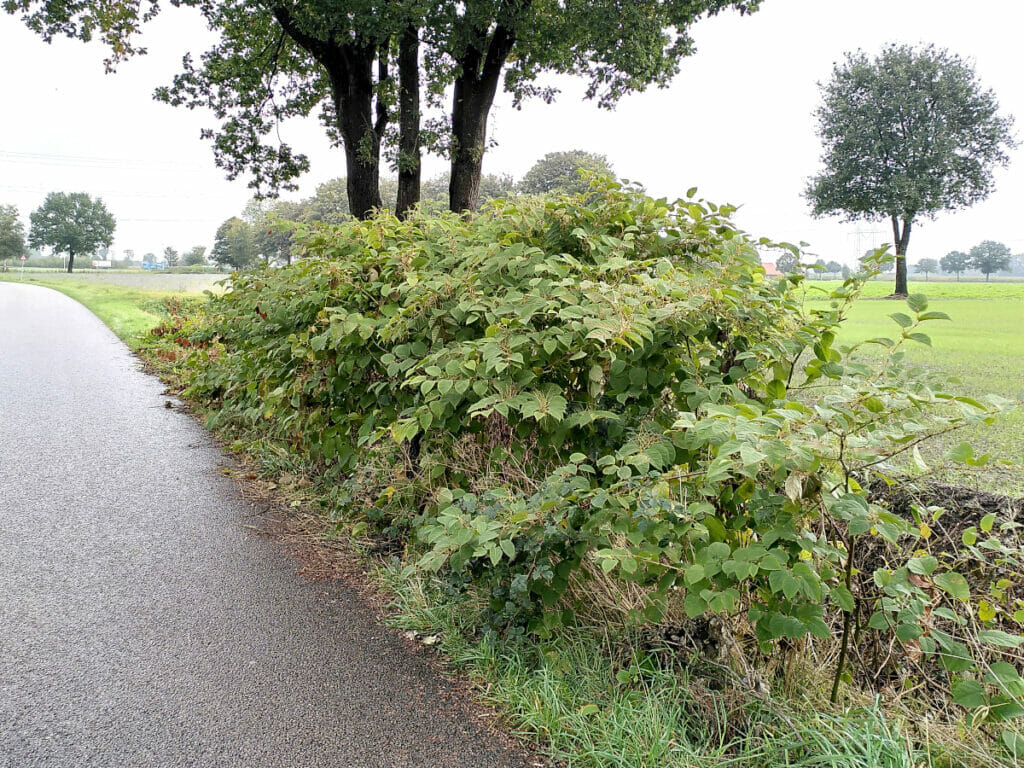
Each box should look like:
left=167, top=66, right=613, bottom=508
left=184, top=182, right=1023, bottom=736
left=186, top=180, right=801, bottom=487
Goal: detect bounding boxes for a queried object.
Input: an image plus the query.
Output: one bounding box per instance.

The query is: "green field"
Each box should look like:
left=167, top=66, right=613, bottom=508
left=807, top=280, right=1024, bottom=494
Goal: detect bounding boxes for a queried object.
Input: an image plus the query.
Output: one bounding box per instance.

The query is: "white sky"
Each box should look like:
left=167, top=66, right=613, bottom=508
left=2, top=0, right=1023, bottom=262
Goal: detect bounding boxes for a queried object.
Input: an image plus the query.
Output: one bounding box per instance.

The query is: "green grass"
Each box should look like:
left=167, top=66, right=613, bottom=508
left=380, top=567, right=976, bottom=768
left=0, top=274, right=195, bottom=347
left=805, top=280, right=1024, bottom=495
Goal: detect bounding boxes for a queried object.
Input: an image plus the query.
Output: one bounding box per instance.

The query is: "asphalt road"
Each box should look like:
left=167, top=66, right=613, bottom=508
left=0, top=283, right=527, bottom=768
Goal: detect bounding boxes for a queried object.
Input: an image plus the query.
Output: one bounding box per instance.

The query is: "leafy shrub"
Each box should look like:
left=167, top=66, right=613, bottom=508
left=182, top=182, right=1022, bottom=738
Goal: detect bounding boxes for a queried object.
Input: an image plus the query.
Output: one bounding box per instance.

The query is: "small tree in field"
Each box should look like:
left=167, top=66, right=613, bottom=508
left=164, top=246, right=180, bottom=267
left=806, top=44, right=1015, bottom=296
left=969, top=240, right=1011, bottom=281
left=940, top=250, right=970, bottom=281
left=29, top=192, right=115, bottom=273
left=915, top=258, right=939, bottom=281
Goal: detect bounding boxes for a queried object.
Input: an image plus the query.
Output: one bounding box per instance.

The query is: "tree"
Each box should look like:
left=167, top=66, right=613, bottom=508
left=969, top=240, right=1011, bottom=282
left=825, top=260, right=843, bottom=275
left=940, top=251, right=970, bottom=281
left=212, top=217, right=255, bottom=270
left=0, top=205, right=26, bottom=263
left=142, top=252, right=156, bottom=266
left=805, top=44, right=1016, bottom=296
left=914, top=258, right=938, bottom=281
left=8, top=0, right=759, bottom=216
left=163, top=246, right=180, bottom=267
left=182, top=246, right=208, bottom=266
left=28, top=192, right=115, bottom=273
left=775, top=252, right=798, bottom=274
left=519, top=151, right=615, bottom=196
left=419, top=172, right=515, bottom=212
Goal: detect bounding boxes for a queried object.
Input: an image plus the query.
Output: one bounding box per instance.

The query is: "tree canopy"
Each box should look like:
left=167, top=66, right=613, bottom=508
left=969, top=240, right=1011, bottom=281
left=805, top=44, right=1015, bottom=296
left=914, top=257, right=938, bottom=280
left=774, top=251, right=798, bottom=274
left=6, top=0, right=759, bottom=217
left=28, top=192, right=115, bottom=273
left=519, top=150, right=615, bottom=195
left=0, top=205, right=26, bottom=263
left=182, top=245, right=208, bottom=266
left=939, top=250, right=970, bottom=281
left=212, top=217, right=255, bottom=270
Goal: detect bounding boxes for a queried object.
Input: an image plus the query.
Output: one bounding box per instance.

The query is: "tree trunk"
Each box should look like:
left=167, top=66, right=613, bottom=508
left=270, top=8, right=384, bottom=221
left=449, top=23, right=518, bottom=213
left=449, top=78, right=490, bottom=213
left=67, top=250, right=74, bottom=274
left=327, top=43, right=383, bottom=220
left=890, top=214, right=912, bottom=296
left=395, top=25, right=421, bottom=219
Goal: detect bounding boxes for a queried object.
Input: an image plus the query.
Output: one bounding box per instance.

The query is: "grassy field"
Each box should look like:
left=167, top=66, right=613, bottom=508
left=0, top=272, right=217, bottom=347
left=805, top=280, right=1024, bottom=494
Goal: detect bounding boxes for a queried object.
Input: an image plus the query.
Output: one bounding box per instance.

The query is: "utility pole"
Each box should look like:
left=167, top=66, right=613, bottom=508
left=848, top=223, right=885, bottom=264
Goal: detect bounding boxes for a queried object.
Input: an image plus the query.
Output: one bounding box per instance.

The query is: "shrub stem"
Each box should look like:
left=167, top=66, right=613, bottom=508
left=830, top=533, right=857, bottom=704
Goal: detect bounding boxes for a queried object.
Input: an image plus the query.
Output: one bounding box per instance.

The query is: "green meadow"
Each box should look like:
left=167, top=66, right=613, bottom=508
left=807, top=279, right=1024, bottom=494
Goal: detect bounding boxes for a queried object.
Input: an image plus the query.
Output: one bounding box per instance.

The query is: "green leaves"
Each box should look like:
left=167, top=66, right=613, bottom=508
left=933, top=572, right=971, bottom=601
left=181, top=183, right=1024, bottom=703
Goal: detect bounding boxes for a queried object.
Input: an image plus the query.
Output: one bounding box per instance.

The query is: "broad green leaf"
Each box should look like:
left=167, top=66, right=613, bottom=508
left=979, top=630, right=1024, bottom=649
left=933, top=572, right=971, bottom=600
left=952, top=680, right=986, bottom=709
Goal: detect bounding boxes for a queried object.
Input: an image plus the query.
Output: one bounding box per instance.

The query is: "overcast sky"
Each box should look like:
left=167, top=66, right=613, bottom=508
left=2, top=0, right=1023, bottom=263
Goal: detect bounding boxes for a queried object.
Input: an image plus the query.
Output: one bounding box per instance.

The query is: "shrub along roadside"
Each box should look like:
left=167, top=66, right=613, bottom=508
left=162, top=183, right=1021, bottom=765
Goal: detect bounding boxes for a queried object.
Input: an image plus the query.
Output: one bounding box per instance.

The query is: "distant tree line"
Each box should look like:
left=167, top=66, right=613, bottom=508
left=936, top=241, right=1016, bottom=281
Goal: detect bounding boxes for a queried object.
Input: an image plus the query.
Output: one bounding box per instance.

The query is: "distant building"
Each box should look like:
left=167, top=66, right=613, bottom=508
left=761, top=261, right=782, bottom=277
left=91, top=260, right=113, bottom=269
left=143, top=261, right=168, bottom=271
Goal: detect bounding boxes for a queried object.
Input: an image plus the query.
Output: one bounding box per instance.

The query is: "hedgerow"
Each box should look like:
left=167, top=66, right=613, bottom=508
left=182, top=182, right=1022, bottom=748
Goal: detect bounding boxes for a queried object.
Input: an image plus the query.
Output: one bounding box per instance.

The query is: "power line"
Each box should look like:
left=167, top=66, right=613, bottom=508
left=0, top=149, right=211, bottom=172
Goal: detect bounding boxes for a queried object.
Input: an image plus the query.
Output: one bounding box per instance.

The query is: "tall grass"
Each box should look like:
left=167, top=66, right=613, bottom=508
left=379, top=565, right=955, bottom=768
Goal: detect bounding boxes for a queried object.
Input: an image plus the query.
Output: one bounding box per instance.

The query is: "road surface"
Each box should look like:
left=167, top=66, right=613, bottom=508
left=0, top=283, right=527, bottom=768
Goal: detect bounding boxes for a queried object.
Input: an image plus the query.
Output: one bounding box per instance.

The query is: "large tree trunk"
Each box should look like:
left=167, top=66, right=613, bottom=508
left=449, top=78, right=490, bottom=212
left=67, top=250, right=74, bottom=273
left=890, top=214, right=912, bottom=296
left=448, top=23, right=518, bottom=213
left=325, top=43, right=384, bottom=220
left=395, top=25, right=421, bottom=219
left=270, top=8, right=385, bottom=221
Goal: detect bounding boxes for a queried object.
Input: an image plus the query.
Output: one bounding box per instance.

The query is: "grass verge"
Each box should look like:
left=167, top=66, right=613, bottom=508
left=0, top=274, right=207, bottom=348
